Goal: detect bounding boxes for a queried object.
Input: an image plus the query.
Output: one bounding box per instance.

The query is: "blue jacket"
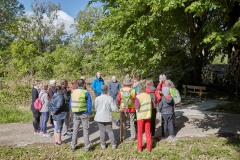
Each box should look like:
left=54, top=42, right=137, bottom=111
left=49, top=92, right=69, bottom=120
left=108, top=81, right=121, bottom=97
left=91, top=77, right=105, bottom=94
left=69, top=88, right=92, bottom=115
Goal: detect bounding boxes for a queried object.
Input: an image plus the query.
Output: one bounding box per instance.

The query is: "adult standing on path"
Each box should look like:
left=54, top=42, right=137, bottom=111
left=133, top=76, right=140, bottom=94
left=60, top=79, right=72, bottom=138
left=39, top=82, right=51, bottom=137
left=48, top=80, right=57, bottom=126
left=92, top=72, right=105, bottom=98
left=70, top=79, right=92, bottom=152
left=157, top=74, right=167, bottom=95
left=108, top=76, right=121, bottom=107
left=117, top=78, right=136, bottom=141
left=145, top=79, right=161, bottom=138
left=94, top=85, right=118, bottom=149
left=31, top=80, right=41, bottom=134
left=80, top=76, right=87, bottom=90
left=49, top=86, right=69, bottom=146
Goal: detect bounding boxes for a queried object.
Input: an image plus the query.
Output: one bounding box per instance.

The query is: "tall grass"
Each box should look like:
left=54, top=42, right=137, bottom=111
left=0, top=104, right=32, bottom=123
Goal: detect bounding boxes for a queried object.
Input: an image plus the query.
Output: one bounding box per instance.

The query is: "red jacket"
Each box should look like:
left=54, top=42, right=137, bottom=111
left=157, top=81, right=167, bottom=91
left=117, top=86, right=136, bottom=112
left=146, top=86, right=161, bottom=105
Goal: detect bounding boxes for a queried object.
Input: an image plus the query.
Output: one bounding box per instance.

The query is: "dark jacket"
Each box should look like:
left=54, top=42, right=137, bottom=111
left=63, top=87, right=71, bottom=106
left=158, top=96, right=174, bottom=114
left=108, top=81, right=121, bottom=98
left=31, top=87, right=39, bottom=111
left=48, top=86, right=57, bottom=98
left=49, top=92, right=69, bottom=120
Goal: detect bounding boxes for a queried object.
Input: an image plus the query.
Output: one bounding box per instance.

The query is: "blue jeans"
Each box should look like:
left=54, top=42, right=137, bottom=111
left=111, top=95, right=118, bottom=108
left=40, top=112, right=49, bottom=133
left=54, top=119, right=64, bottom=133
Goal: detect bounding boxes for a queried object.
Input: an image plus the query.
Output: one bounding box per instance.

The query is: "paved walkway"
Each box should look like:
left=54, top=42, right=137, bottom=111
left=0, top=99, right=240, bottom=146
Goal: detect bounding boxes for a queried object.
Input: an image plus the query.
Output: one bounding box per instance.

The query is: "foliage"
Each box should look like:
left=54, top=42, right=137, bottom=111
left=0, top=137, right=239, bottom=159
left=0, top=0, right=24, bottom=49
left=90, top=0, right=240, bottom=85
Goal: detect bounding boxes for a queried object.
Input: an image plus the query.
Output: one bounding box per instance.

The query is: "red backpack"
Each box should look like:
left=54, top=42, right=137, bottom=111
left=34, top=93, right=44, bottom=110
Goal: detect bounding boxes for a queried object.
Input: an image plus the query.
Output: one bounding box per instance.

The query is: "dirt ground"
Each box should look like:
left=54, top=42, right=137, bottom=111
left=0, top=99, right=240, bottom=147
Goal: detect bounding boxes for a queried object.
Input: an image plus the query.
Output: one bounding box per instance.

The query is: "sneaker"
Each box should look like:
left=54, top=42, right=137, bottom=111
left=63, top=133, right=72, bottom=138
left=71, top=147, right=75, bottom=152
left=112, top=145, right=117, bottom=149
left=101, top=144, right=106, bottom=149
left=40, top=131, right=43, bottom=135
left=34, top=130, right=40, bottom=135
left=55, top=142, right=61, bottom=146
left=42, top=133, right=51, bottom=137
left=84, top=144, right=90, bottom=152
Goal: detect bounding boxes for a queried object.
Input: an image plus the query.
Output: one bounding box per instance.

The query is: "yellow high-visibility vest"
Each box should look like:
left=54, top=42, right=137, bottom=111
left=136, top=93, right=152, bottom=120
left=71, top=89, right=87, bottom=112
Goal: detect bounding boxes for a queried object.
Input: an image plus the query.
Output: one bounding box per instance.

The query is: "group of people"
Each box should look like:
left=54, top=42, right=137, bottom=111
left=31, top=71, right=177, bottom=152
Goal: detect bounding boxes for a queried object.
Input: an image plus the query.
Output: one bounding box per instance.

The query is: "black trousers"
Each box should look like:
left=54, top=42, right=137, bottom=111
left=162, top=114, right=174, bottom=137
left=32, top=110, right=41, bottom=132
left=151, top=108, right=157, bottom=136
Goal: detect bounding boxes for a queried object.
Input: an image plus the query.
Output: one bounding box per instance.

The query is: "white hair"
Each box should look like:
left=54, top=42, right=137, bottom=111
left=159, top=74, right=167, bottom=80
left=165, top=80, right=174, bottom=87
left=112, top=76, right=116, bottom=79
left=49, top=80, right=56, bottom=85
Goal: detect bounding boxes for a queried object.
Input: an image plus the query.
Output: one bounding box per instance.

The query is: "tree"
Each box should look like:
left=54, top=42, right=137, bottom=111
left=90, top=0, right=240, bottom=85
left=0, top=0, right=24, bottom=49
left=28, top=0, right=66, bottom=53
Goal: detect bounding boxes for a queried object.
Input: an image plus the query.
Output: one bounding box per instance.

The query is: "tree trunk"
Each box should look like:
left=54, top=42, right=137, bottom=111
left=193, top=56, right=202, bottom=85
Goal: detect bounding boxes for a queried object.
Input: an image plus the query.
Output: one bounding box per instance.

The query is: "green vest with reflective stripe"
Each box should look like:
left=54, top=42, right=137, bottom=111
left=71, top=89, right=87, bottom=112
left=136, top=93, right=152, bottom=120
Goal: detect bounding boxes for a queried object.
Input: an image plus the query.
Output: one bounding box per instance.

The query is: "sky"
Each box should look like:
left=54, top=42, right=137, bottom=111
left=18, top=0, right=102, bottom=34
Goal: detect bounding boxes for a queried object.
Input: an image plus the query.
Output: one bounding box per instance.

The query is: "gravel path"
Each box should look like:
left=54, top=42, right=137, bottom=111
left=0, top=99, right=240, bottom=147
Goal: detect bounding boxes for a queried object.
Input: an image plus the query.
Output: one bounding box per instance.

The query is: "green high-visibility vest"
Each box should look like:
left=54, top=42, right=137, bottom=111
left=71, top=89, right=87, bottom=112
left=136, top=93, right=152, bottom=120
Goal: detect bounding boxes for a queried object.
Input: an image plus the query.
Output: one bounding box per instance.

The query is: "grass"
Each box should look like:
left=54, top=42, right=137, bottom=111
left=0, top=137, right=239, bottom=160
left=209, top=101, right=240, bottom=114
left=0, top=104, right=32, bottom=123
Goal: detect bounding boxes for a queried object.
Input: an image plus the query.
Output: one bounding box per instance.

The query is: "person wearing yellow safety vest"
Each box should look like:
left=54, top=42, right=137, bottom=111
left=135, top=83, right=152, bottom=152
left=69, top=79, right=92, bottom=152
left=117, top=78, right=136, bottom=141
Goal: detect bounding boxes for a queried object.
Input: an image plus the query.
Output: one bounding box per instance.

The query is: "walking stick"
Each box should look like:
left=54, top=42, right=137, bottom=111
left=120, top=112, right=123, bottom=141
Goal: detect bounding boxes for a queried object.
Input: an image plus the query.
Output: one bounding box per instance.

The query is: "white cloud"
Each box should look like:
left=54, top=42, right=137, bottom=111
left=56, top=10, right=75, bottom=35
left=25, top=10, right=75, bottom=35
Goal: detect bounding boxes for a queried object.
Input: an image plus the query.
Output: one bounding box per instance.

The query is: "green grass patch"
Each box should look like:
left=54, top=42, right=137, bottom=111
left=0, top=137, right=239, bottom=159
left=0, top=105, right=32, bottom=123
left=209, top=101, right=240, bottom=114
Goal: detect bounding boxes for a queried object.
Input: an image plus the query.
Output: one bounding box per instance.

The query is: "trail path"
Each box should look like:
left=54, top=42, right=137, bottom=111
left=0, top=99, right=240, bottom=147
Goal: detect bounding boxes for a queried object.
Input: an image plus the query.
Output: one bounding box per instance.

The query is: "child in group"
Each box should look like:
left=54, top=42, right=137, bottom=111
left=135, top=83, right=152, bottom=152
left=145, top=79, right=161, bottom=138
left=158, top=87, right=175, bottom=139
